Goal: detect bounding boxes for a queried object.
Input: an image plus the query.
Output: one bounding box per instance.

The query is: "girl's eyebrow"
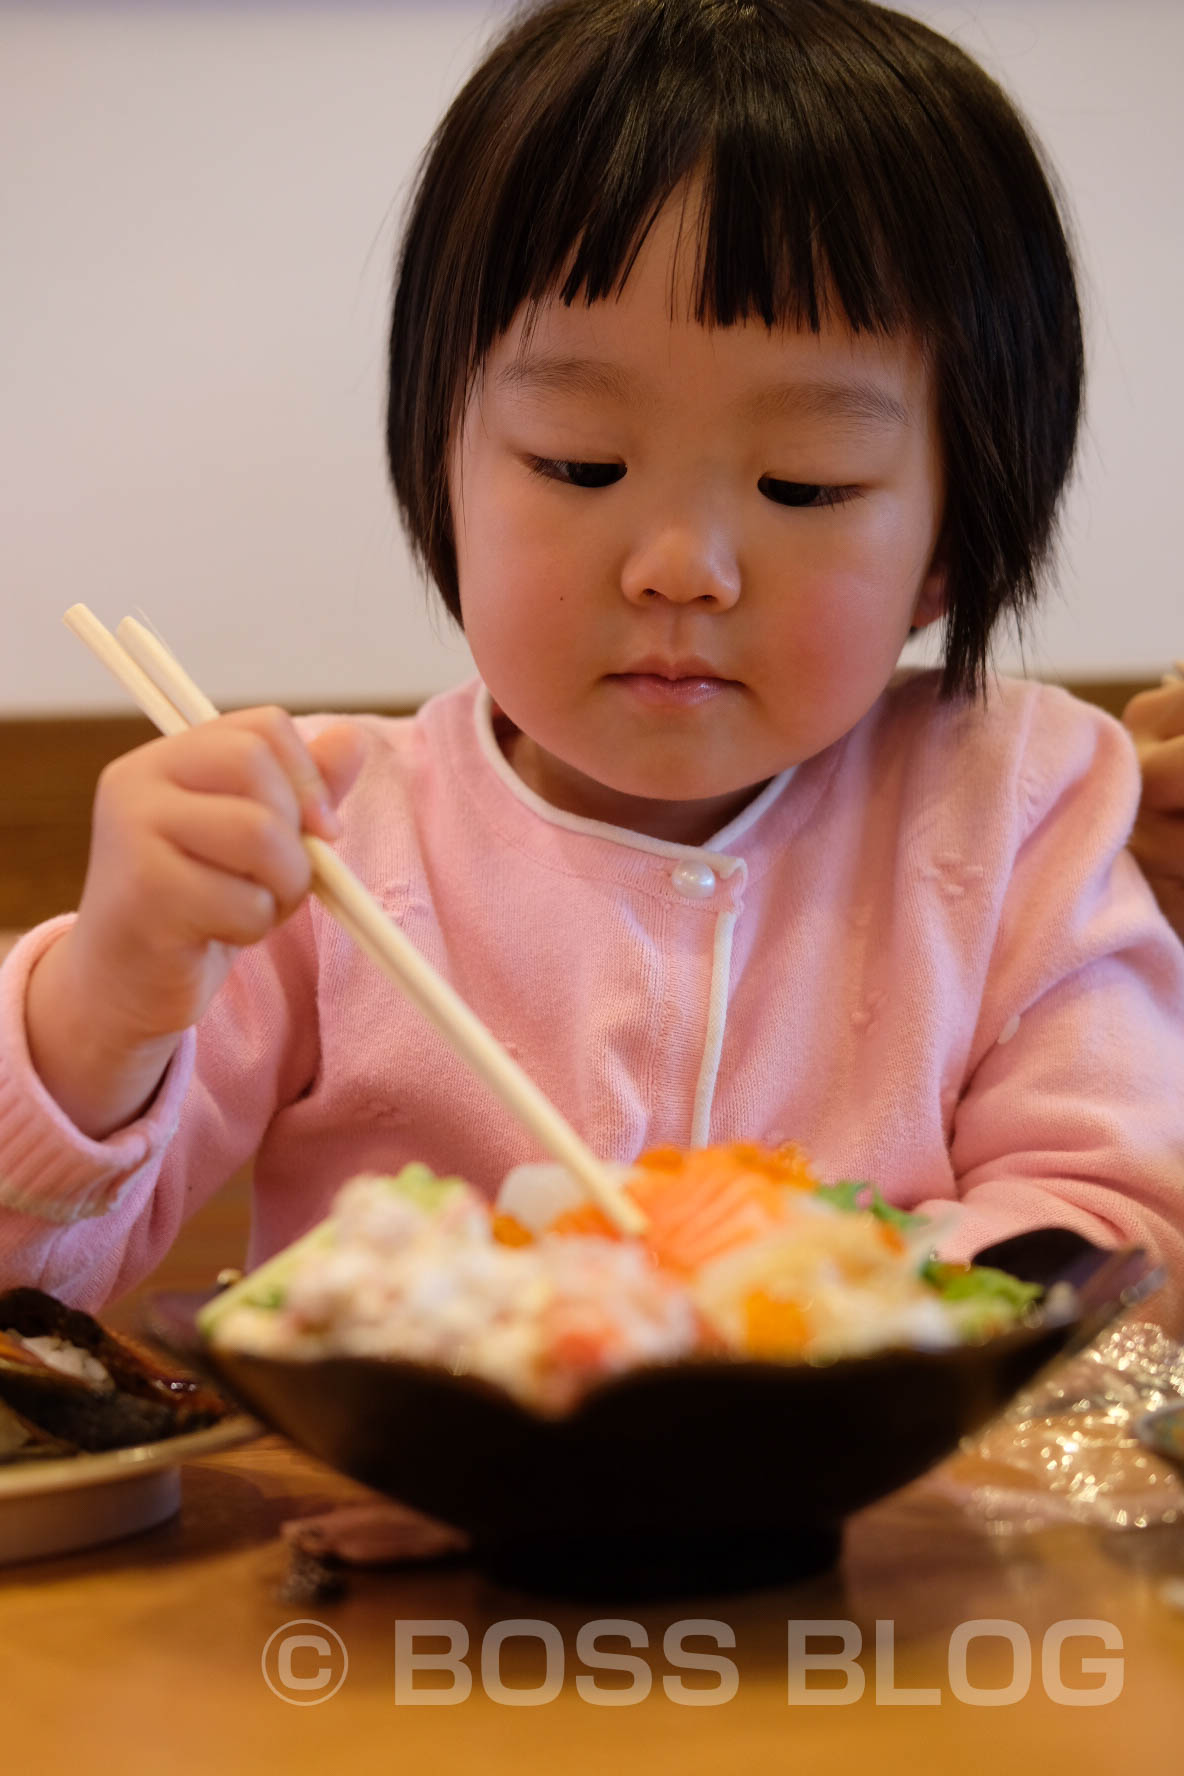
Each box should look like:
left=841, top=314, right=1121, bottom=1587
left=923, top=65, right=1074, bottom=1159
left=495, top=355, right=637, bottom=404
left=745, top=379, right=913, bottom=430
left=495, top=354, right=912, bottom=429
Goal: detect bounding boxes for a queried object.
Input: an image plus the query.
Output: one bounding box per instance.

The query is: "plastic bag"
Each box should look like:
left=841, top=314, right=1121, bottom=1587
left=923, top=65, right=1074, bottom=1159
left=933, top=1313, right=1184, bottom=1531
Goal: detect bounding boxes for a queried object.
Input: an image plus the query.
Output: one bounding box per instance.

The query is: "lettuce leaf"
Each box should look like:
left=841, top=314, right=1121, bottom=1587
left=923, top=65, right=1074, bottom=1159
left=815, top=1179, right=930, bottom=1233
left=921, top=1259, right=1043, bottom=1312
left=817, top=1182, right=1042, bottom=1329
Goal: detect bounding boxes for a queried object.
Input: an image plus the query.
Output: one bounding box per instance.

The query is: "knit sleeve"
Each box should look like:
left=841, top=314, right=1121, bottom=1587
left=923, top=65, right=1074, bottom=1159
left=914, top=689, right=1184, bottom=1330
left=0, top=908, right=320, bottom=1311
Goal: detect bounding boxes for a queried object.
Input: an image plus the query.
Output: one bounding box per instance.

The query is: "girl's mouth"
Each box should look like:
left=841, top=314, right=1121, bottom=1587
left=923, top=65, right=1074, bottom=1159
left=608, top=656, right=738, bottom=708
left=610, top=672, right=735, bottom=708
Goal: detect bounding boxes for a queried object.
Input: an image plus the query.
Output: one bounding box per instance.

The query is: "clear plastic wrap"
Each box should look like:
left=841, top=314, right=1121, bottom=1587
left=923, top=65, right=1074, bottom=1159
left=933, top=1313, right=1184, bottom=1531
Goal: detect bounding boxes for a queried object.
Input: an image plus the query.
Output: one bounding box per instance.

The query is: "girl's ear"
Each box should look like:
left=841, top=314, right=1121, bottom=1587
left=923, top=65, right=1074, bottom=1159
left=909, top=559, right=947, bottom=633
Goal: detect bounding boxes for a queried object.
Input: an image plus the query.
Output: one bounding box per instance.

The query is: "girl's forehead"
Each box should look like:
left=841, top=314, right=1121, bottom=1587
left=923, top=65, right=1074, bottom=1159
left=487, top=289, right=934, bottom=426
left=483, top=182, right=934, bottom=412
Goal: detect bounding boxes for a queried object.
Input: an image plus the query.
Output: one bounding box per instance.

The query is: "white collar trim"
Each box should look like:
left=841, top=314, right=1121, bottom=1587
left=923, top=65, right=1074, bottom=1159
left=472, top=683, right=794, bottom=869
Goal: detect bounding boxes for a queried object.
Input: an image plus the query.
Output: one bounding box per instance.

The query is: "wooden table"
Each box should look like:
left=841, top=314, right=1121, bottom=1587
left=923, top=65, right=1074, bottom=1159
left=4, top=1420, right=1184, bottom=1776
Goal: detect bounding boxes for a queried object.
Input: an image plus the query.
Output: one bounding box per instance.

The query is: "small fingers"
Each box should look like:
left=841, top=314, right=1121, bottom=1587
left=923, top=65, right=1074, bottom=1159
left=106, top=830, right=283, bottom=952
left=1129, top=809, right=1184, bottom=881
left=219, top=707, right=343, bottom=839
left=1123, top=677, right=1184, bottom=743
left=155, top=793, right=313, bottom=920
left=103, top=708, right=348, bottom=844
left=1135, top=734, right=1184, bottom=816
left=161, top=848, right=282, bottom=949
left=167, top=708, right=341, bottom=841
left=308, top=721, right=366, bottom=812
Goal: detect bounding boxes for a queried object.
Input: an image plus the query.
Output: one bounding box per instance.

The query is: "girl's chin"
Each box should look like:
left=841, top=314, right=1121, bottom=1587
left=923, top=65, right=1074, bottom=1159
left=503, top=724, right=780, bottom=830
left=532, top=762, right=772, bottom=838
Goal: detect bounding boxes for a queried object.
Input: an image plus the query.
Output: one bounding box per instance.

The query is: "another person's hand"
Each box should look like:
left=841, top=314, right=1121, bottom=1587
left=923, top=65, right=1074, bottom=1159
left=1124, top=668, right=1184, bottom=945
left=24, top=708, right=363, bottom=1137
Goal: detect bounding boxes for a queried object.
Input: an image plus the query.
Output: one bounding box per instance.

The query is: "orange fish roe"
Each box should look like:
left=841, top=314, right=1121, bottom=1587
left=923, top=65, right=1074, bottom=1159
left=549, top=1141, right=822, bottom=1276
left=876, top=1221, right=906, bottom=1256
left=742, top=1290, right=812, bottom=1357
left=491, top=1212, right=533, bottom=1248
left=634, top=1140, right=820, bottom=1192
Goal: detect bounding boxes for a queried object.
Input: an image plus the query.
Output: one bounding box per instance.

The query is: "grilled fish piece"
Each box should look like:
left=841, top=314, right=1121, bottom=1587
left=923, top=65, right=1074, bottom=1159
left=0, top=1288, right=227, bottom=1457
left=0, top=1396, right=78, bottom=1464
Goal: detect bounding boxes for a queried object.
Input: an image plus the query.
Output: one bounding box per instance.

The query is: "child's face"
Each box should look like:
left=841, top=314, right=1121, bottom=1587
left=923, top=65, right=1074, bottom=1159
left=449, top=192, right=946, bottom=844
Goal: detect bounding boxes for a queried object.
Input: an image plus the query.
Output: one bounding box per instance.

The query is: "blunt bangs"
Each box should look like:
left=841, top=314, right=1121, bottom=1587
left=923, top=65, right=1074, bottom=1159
left=387, top=0, right=1084, bottom=699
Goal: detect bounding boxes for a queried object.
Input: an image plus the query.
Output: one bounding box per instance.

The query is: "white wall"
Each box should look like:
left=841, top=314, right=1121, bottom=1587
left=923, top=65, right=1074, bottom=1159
left=2, top=0, right=1180, bottom=714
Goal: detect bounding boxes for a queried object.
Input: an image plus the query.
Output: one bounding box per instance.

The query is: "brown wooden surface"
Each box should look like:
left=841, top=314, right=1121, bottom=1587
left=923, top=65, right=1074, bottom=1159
left=0, top=681, right=1151, bottom=930
left=0, top=713, right=152, bottom=928
left=3, top=1400, right=1184, bottom=1772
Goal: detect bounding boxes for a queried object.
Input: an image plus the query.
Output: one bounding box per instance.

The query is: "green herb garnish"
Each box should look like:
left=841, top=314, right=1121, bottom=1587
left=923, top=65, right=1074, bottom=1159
left=816, top=1179, right=930, bottom=1234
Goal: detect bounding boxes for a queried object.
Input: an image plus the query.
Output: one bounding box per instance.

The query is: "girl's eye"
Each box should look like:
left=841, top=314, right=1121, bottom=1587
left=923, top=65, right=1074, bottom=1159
left=758, top=477, right=850, bottom=509
left=527, top=457, right=625, bottom=489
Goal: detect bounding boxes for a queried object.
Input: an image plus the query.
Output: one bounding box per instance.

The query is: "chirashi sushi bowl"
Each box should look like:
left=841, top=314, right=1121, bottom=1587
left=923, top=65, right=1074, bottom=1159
left=198, top=1142, right=1153, bottom=1597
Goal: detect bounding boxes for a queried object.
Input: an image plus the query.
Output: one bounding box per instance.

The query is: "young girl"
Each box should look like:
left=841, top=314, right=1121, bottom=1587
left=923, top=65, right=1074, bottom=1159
left=2, top=0, right=1184, bottom=1328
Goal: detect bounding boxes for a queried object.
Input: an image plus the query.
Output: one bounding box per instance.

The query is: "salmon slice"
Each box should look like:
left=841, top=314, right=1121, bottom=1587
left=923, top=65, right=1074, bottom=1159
left=549, top=1141, right=820, bottom=1275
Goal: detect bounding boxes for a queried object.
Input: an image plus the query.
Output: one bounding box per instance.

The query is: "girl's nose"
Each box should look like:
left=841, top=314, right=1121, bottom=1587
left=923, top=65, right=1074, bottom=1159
left=620, top=522, right=742, bottom=610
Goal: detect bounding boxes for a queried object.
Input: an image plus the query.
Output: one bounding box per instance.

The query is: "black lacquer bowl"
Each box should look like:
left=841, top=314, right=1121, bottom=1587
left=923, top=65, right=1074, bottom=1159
left=181, top=1230, right=1155, bottom=1600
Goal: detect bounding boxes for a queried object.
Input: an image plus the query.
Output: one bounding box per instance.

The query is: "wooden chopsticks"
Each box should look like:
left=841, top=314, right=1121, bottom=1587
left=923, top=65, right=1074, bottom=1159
left=63, top=605, right=646, bottom=1237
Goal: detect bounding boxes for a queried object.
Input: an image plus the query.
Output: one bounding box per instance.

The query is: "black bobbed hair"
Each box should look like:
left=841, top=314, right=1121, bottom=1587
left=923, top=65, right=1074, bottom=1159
left=387, top=0, right=1084, bottom=699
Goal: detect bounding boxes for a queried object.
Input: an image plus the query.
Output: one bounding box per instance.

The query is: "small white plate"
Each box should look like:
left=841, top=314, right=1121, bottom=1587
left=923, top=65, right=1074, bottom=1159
left=0, top=1414, right=258, bottom=1565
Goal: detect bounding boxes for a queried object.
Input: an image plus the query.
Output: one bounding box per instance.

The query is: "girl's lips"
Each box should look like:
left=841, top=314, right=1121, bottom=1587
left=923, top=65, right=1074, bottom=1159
left=609, top=672, right=736, bottom=708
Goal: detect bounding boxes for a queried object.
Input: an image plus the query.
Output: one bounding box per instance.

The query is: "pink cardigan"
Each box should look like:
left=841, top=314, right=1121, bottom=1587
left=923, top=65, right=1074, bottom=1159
left=2, top=674, right=1183, bottom=1321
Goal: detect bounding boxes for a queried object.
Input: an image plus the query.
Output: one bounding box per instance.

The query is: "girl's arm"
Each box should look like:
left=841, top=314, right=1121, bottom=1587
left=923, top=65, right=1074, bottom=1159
left=0, top=706, right=363, bottom=1309
left=21, top=708, right=359, bottom=1139
left=912, top=693, right=1184, bottom=1331
left=0, top=906, right=321, bottom=1310
left=1124, top=675, right=1184, bottom=944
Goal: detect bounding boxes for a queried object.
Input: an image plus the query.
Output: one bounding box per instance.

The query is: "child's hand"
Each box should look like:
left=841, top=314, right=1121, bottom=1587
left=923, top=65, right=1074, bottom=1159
left=25, top=708, right=364, bottom=1137
left=1123, top=671, right=1184, bottom=944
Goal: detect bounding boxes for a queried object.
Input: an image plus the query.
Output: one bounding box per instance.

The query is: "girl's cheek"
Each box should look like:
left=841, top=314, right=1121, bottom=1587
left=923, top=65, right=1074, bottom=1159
left=859, top=489, right=942, bottom=582
left=476, top=471, right=571, bottom=561
left=787, top=589, right=862, bottom=668
left=780, top=569, right=911, bottom=669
